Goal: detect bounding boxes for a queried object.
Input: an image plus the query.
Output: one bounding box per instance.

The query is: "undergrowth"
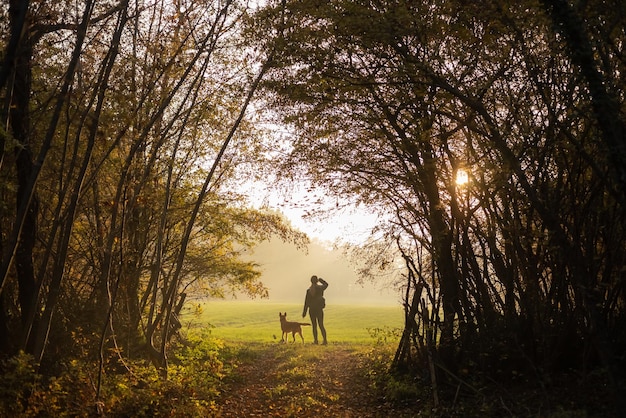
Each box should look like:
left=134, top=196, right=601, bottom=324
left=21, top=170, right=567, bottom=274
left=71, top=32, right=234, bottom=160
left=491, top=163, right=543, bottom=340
left=0, top=330, right=229, bottom=417
left=1, top=325, right=615, bottom=417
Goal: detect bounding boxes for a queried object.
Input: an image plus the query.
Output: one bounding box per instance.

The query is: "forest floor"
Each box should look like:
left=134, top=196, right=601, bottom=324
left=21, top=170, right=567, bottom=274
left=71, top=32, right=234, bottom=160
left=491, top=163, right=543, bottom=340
left=211, top=341, right=621, bottom=418
left=213, top=342, right=420, bottom=417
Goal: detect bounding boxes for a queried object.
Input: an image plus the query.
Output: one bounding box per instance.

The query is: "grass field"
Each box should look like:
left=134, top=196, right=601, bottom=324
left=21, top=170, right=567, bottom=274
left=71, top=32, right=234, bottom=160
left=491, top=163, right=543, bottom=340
left=182, top=300, right=404, bottom=344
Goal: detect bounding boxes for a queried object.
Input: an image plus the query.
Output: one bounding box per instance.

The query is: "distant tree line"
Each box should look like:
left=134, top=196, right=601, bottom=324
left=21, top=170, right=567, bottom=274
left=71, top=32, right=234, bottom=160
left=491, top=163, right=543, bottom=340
left=251, top=0, right=626, bottom=411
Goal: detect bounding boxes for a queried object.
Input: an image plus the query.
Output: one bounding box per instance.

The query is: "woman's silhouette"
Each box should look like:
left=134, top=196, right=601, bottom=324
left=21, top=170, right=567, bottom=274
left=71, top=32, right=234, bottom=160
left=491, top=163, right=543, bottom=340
left=302, top=275, right=328, bottom=345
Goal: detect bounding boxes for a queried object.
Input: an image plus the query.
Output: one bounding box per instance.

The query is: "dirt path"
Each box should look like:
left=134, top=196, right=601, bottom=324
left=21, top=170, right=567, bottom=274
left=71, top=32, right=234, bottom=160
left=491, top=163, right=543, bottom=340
left=214, top=342, right=416, bottom=417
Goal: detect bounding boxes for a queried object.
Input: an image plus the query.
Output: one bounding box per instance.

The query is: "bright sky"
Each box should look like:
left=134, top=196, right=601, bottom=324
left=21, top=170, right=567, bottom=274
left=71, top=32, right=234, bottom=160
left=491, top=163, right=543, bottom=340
left=243, top=180, right=380, bottom=244
left=237, top=108, right=381, bottom=244
left=283, top=202, right=379, bottom=245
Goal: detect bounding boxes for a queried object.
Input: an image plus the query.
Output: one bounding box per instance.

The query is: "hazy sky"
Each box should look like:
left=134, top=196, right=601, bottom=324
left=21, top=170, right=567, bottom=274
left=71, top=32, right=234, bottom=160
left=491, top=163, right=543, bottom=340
left=238, top=178, right=399, bottom=305
left=244, top=178, right=380, bottom=244
left=244, top=237, right=401, bottom=306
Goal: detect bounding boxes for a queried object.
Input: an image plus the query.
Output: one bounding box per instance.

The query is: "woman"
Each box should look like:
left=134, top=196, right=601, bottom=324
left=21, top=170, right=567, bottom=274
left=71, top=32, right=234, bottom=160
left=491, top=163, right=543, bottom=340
left=302, top=275, right=328, bottom=345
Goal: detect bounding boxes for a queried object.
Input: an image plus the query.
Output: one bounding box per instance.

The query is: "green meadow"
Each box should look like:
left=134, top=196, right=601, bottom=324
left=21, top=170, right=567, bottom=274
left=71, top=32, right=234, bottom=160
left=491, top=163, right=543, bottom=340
left=183, top=301, right=404, bottom=344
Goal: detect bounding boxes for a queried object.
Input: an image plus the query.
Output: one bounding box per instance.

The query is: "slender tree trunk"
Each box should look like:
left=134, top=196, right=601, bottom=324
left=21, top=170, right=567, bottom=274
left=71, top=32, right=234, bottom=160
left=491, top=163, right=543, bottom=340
left=0, top=0, right=29, bottom=354
left=8, top=0, right=38, bottom=345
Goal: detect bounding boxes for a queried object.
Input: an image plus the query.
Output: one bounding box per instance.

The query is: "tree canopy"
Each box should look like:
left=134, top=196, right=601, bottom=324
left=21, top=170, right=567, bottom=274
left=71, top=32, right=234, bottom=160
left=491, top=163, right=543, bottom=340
left=251, top=0, right=626, bottom=408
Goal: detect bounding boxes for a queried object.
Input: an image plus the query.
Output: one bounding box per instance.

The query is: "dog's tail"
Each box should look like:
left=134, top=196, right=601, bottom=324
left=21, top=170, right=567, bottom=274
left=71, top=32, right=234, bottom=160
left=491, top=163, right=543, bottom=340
left=299, top=323, right=311, bottom=326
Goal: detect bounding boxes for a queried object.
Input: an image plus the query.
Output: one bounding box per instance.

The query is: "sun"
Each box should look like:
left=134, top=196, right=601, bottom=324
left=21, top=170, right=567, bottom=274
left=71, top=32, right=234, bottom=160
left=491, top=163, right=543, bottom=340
left=455, top=169, right=469, bottom=186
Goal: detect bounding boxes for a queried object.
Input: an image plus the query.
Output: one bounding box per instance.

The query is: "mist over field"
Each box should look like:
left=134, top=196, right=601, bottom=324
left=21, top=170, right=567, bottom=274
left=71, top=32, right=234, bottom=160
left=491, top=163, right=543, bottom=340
left=242, top=237, right=401, bottom=306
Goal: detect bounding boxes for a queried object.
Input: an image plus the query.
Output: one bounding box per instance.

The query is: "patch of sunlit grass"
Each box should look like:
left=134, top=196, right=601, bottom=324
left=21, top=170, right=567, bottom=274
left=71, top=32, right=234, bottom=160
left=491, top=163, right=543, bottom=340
left=278, top=365, right=312, bottom=382
left=264, top=383, right=288, bottom=399
left=320, top=388, right=340, bottom=403
left=286, top=351, right=322, bottom=366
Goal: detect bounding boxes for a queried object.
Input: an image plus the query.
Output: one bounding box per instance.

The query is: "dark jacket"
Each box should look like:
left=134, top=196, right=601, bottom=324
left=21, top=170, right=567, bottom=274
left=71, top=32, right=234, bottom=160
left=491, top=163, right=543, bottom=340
left=303, top=279, right=328, bottom=316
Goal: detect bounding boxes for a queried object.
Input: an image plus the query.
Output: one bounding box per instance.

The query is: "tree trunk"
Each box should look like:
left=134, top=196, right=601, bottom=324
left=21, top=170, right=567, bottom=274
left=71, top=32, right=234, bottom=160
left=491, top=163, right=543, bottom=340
left=8, top=0, right=38, bottom=350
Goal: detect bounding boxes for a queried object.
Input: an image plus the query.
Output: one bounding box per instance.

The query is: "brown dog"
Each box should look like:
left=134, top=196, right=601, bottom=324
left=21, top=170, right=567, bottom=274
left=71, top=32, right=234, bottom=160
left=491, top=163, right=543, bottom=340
left=279, top=312, right=310, bottom=343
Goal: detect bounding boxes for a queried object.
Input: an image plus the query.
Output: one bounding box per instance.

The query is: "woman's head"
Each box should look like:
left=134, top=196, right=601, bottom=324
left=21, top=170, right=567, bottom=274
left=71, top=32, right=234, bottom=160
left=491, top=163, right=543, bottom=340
left=310, top=275, right=318, bottom=284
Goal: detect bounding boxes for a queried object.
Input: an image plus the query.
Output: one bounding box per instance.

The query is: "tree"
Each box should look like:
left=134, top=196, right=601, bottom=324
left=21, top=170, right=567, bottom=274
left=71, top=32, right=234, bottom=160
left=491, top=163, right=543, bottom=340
left=0, top=0, right=299, bottom=385
left=251, top=0, right=626, bottom=407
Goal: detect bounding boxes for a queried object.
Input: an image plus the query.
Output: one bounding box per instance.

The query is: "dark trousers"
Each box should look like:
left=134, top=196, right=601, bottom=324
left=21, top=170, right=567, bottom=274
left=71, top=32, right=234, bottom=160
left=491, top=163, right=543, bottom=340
left=309, top=308, right=327, bottom=343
